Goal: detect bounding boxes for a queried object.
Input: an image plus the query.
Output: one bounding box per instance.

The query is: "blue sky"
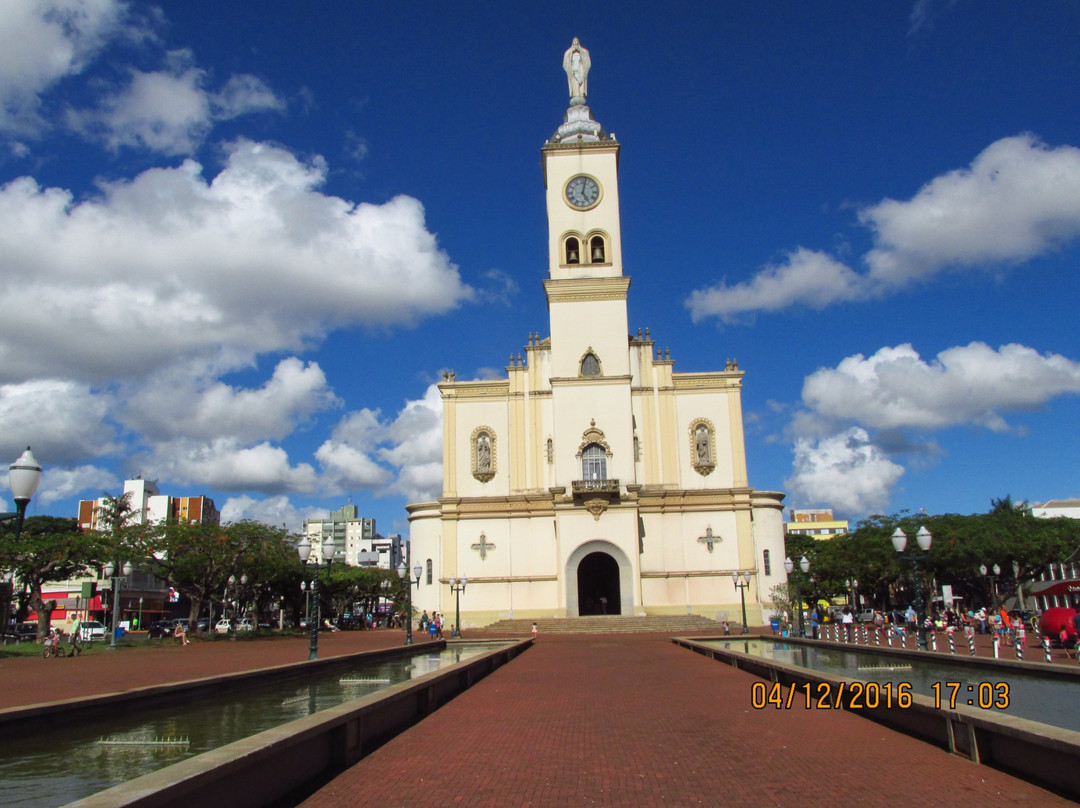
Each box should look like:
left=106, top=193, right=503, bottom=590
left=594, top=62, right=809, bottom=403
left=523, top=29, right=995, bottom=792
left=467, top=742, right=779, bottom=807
left=3, top=1, right=1080, bottom=534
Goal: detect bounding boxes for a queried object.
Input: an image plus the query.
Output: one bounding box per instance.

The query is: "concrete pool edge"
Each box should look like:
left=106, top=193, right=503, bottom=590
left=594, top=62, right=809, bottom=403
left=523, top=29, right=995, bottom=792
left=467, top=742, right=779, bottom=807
left=61, top=638, right=531, bottom=808
left=0, top=638, right=462, bottom=737
left=674, top=635, right=1080, bottom=800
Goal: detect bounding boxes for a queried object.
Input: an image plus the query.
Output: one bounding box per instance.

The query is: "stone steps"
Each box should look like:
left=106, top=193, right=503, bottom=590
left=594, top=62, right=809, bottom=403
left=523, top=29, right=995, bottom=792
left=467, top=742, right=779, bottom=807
left=469, top=614, right=731, bottom=635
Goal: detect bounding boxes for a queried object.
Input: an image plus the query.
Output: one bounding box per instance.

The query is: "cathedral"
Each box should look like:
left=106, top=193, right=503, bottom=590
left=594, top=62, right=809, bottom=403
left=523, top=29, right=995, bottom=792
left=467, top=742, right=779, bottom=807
left=407, top=40, right=787, bottom=627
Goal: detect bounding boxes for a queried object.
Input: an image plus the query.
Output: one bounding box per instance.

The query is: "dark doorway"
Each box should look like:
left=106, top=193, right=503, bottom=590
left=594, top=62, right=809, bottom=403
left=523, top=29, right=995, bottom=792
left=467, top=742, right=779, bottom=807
left=577, top=552, right=621, bottom=615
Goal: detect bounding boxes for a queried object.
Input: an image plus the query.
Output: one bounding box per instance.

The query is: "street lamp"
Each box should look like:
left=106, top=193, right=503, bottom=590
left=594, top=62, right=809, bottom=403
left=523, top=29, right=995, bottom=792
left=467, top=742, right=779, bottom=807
left=448, top=577, right=467, bottom=638
left=2, top=446, right=42, bottom=540
left=103, top=560, right=133, bottom=648
left=396, top=544, right=422, bottom=645
left=892, top=525, right=932, bottom=650
left=979, top=563, right=1000, bottom=609
left=783, top=556, right=811, bottom=637
left=731, top=571, right=750, bottom=634
left=298, top=535, right=334, bottom=660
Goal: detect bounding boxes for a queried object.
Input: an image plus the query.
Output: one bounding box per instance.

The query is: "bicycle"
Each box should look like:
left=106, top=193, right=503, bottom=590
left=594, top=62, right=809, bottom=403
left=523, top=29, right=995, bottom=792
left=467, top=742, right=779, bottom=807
left=43, top=633, right=67, bottom=658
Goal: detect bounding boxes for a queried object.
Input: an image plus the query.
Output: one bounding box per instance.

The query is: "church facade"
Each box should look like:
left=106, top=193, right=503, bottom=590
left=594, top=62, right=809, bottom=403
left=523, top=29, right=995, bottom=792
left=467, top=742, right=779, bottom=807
left=407, top=41, right=787, bottom=627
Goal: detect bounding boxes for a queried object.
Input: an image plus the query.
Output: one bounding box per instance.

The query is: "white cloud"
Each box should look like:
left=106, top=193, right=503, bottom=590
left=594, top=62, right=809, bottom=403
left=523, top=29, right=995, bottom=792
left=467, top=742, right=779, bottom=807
left=785, top=428, right=905, bottom=514
left=687, top=135, right=1080, bottom=321
left=67, top=53, right=285, bottom=155
left=0, top=0, right=128, bottom=135
left=686, top=248, right=865, bottom=323
left=35, top=464, right=117, bottom=505
left=0, top=379, right=120, bottom=464
left=123, top=358, right=340, bottom=443
left=140, top=438, right=319, bottom=494
left=220, top=494, right=305, bottom=532
left=863, top=135, right=1080, bottom=285
left=0, top=139, right=470, bottom=384
left=801, top=342, right=1080, bottom=432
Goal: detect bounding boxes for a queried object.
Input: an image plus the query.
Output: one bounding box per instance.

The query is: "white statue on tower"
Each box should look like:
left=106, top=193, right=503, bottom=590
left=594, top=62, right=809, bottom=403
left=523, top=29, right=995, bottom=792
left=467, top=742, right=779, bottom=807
left=563, top=37, right=591, bottom=106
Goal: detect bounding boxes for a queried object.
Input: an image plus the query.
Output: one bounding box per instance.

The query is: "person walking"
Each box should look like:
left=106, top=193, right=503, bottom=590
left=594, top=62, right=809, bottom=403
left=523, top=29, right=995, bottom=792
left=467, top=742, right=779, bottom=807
left=531, top=622, right=538, bottom=640
left=68, top=616, right=83, bottom=656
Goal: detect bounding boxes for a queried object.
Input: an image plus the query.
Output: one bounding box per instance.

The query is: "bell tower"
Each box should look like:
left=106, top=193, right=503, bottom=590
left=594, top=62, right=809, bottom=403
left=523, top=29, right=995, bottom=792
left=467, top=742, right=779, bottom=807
left=542, top=38, right=630, bottom=379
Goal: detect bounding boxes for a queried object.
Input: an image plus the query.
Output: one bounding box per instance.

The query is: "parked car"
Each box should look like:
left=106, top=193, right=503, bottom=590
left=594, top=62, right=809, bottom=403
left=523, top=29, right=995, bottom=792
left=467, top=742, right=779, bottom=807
left=214, top=618, right=233, bottom=635
left=148, top=620, right=174, bottom=638
left=856, top=610, right=877, bottom=623
left=79, top=620, right=106, bottom=642
left=236, top=618, right=254, bottom=632
left=196, top=618, right=210, bottom=633
left=14, top=622, right=39, bottom=642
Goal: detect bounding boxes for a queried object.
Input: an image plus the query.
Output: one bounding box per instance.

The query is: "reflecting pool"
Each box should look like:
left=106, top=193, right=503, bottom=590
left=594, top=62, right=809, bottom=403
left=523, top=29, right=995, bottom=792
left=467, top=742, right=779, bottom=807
left=0, top=644, right=495, bottom=808
left=703, top=638, right=1079, bottom=732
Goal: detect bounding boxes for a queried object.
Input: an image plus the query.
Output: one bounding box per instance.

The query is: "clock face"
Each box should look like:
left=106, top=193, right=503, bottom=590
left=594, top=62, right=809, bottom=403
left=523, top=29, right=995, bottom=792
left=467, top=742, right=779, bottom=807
left=565, top=175, right=600, bottom=209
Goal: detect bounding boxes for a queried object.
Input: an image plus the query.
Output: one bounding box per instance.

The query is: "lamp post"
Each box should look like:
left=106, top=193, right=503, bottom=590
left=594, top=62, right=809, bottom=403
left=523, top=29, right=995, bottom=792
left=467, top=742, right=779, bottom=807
left=448, top=577, right=467, bottom=638
left=103, top=560, right=133, bottom=649
left=892, top=526, right=932, bottom=650
left=301, top=580, right=311, bottom=629
left=845, top=578, right=860, bottom=613
left=979, top=563, right=1000, bottom=609
left=396, top=544, right=422, bottom=645
left=298, top=535, right=334, bottom=660
left=731, top=571, right=750, bottom=634
left=2, top=446, right=42, bottom=540
left=783, top=556, right=811, bottom=637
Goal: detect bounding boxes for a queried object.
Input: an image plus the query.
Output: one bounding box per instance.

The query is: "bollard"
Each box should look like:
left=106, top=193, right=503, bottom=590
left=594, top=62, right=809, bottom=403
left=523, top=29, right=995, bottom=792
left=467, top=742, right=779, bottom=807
left=900, top=632, right=907, bottom=650
left=993, top=636, right=1000, bottom=659
left=1014, top=639, right=1023, bottom=661
left=886, top=629, right=893, bottom=647
left=948, top=633, right=955, bottom=655
left=968, top=633, right=976, bottom=656
left=1044, top=636, right=1052, bottom=663
left=874, top=628, right=881, bottom=646
left=931, top=633, right=938, bottom=652
left=861, top=626, right=868, bottom=644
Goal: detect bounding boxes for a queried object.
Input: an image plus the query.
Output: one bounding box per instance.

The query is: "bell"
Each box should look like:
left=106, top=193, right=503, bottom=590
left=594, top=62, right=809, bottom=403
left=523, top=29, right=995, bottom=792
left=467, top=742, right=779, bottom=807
left=592, top=244, right=604, bottom=261
left=567, top=248, right=579, bottom=263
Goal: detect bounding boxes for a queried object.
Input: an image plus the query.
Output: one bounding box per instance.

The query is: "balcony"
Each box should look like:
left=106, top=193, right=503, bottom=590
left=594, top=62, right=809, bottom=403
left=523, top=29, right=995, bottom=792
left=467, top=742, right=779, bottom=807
left=572, top=478, right=620, bottom=495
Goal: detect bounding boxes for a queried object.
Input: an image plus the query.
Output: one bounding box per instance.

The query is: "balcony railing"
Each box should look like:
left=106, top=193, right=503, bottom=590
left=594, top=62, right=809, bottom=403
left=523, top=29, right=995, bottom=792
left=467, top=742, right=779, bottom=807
left=572, top=478, right=620, bottom=495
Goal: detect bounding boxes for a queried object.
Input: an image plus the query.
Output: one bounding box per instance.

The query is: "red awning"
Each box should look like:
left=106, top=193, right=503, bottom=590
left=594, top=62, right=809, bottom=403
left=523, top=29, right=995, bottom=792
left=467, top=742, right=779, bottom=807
left=1029, top=579, right=1080, bottom=598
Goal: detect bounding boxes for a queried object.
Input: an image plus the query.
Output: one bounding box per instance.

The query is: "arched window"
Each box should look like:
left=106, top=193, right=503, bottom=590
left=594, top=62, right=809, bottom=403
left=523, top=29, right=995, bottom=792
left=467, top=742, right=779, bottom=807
left=763, top=549, right=771, bottom=577
left=590, top=235, right=606, bottom=263
left=581, top=444, right=607, bottom=480
left=426, top=559, right=433, bottom=585
left=565, top=236, right=580, bottom=265
left=580, top=351, right=600, bottom=376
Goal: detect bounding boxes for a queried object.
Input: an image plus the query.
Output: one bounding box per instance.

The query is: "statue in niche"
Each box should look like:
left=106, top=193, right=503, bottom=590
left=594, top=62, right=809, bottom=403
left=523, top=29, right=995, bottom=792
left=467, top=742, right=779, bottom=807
left=477, top=433, right=491, bottom=472
left=563, top=37, right=591, bottom=104
left=695, top=424, right=711, bottom=465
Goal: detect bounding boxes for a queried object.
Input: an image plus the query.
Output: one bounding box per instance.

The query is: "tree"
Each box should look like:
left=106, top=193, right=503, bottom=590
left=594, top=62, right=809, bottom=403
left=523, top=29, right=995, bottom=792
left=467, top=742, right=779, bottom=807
left=149, top=521, right=300, bottom=628
left=0, top=516, right=102, bottom=638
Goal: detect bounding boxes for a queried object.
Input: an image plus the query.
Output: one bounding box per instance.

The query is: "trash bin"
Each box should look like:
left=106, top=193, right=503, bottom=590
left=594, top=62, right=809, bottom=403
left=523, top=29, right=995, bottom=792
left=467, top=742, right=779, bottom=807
left=115, top=626, right=125, bottom=639
left=770, top=619, right=780, bottom=633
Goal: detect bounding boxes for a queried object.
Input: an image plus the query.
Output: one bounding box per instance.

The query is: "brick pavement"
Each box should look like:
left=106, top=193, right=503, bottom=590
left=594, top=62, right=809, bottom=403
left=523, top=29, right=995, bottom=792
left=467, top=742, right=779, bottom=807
left=3, top=628, right=1073, bottom=806
left=300, top=633, right=1072, bottom=808
left=0, top=630, right=423, bottom=710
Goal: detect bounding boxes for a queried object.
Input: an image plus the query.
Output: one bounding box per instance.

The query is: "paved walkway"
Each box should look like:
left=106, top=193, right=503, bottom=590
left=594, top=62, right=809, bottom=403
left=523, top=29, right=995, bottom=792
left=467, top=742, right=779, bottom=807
left=2, top=629, right=1073, bottom=807
left=302, top=633, right=1070, bottom=808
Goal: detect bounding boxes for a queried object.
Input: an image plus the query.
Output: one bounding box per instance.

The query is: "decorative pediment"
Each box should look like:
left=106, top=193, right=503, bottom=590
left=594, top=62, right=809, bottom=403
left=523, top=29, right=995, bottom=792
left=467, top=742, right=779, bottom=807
left=576, top=419, right=612, bottom=458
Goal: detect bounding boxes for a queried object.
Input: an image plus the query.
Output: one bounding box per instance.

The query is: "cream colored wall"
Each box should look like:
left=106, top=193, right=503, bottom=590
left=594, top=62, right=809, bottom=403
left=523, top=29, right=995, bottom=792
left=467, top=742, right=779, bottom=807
left=543, top=145, right=622, bottom=281
left=546, top=292, right=629, bottom=378
left=550, top=379, right=634, bottom=485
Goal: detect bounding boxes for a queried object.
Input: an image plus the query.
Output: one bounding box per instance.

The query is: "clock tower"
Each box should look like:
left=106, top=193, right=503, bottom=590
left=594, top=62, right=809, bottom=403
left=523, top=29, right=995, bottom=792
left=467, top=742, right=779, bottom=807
left=406, top=39, right=788, bottom=630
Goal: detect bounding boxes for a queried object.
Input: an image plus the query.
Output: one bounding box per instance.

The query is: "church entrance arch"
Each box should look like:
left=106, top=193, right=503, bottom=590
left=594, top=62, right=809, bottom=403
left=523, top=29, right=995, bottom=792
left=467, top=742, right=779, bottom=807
left=566, top=540, right=634, bottom=617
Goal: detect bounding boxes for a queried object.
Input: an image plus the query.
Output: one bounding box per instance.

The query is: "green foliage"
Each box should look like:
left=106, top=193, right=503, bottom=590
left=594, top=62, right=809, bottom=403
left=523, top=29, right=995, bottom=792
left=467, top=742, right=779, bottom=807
left=795, top=499, right=1080, bottom=612
left=0, top=515, right=101, bottom=635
